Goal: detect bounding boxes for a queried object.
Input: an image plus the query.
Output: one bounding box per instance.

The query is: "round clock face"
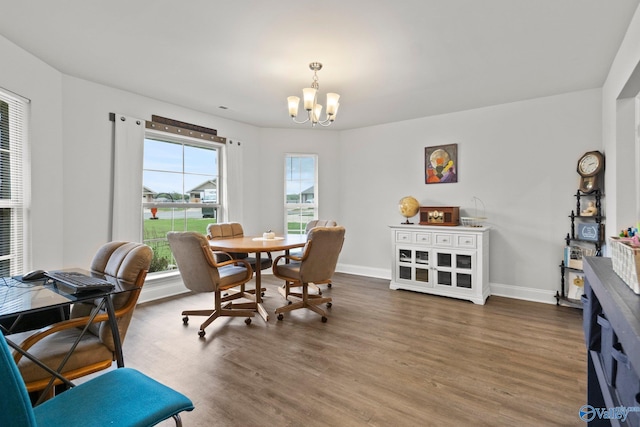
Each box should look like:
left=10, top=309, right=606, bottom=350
left=578, top=153, right=601, bottom=176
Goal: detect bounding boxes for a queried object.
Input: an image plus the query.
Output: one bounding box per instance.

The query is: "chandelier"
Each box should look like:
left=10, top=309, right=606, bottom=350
left=287, top=62, right=340, bottom=127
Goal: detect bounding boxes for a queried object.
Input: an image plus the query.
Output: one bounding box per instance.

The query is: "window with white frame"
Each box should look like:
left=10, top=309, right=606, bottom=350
left=285, top=154, right=317, bottom=235
left=0, top=89, right=27, bottom=277
left=142, top=133, right=223, bottom=273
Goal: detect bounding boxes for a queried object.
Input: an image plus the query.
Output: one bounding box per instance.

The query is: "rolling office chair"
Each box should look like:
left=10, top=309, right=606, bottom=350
left=167, top=231, right=256, bottom=338
left=0, top=332, right=194, bottom=427
left=207, top=222, right=271, bottom=296
left=272, top=226, right=345, bottom=322
left=282, top=220, right=338, bottom=299
left=8, top=242, right=152, bottom=396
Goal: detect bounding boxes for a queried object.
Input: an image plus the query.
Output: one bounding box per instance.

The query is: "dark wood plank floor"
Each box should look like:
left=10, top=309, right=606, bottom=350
left=123, top=273, right=586, bottom=427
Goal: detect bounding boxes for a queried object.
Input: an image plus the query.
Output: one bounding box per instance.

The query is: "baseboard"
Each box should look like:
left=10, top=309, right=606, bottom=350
left=139, top=272, right=189, bottom=304
left=139, top=266, right=557, bottom=306
left=337, top=265, right=557, bottom=305
left=336, top=263, right=390, bottom=280
left=489, top=282, right=557, bottom=305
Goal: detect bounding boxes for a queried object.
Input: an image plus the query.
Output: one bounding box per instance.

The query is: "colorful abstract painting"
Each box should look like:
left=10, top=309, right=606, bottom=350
left=425, top=144, right=458, bottom=184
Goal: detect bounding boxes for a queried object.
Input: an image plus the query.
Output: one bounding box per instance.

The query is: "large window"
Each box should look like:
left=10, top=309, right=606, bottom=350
left=0, top=89, right=27, bottom=277
left=142, top=133, right=223, bottom=272
left=285, top=154, right=317, bottom=234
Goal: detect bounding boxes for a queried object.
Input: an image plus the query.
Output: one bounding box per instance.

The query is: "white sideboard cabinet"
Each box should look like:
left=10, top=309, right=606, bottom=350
left=389, top=224, right=490, bottom=304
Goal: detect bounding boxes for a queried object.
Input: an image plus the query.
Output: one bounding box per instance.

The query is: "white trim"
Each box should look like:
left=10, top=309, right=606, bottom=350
left=138, top=272, right=189, bottom=304
left=489, top=282, right=557, bottom=305
left=137, top=264, right=557, bottom=306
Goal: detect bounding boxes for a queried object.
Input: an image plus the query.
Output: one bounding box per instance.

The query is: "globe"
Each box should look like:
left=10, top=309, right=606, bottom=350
left=398, top=196, right=420, bottom=224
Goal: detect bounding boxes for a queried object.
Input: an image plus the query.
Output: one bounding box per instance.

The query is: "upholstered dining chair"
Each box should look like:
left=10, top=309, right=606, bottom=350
left=272, top=226, right=345, bottom=322
left=285, top=219, right=339, bottom=296
left=207, top=222, right=271, bottom=297
left=206, top=222, right=273, bottom=270
left=167, top=231, right=255, bottom=338
left=8, top=241, right=152, bottom=397
left=0, top=332, right=194, bottom=427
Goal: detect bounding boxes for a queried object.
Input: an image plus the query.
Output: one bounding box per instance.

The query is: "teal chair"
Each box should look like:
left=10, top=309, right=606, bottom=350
left=0, top=332, right=194, bottom=426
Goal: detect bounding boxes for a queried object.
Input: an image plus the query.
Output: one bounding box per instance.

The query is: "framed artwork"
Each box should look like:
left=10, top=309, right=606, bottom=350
left=425, top=143, right=458, bottom=184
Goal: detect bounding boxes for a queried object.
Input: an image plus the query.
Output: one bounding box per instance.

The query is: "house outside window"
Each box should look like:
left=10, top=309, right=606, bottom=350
left=0, top=89, right=27, bottom=277
left=285, top=154, right=317, bottom=235
left=142, top=133, right=223, bottom=272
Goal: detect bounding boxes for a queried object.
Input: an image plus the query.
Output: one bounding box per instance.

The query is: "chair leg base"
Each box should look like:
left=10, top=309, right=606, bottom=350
left=274, top=294, right=332, bottom=321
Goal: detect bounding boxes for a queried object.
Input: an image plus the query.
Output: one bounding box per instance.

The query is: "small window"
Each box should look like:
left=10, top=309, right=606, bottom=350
left=285, top=154, right=317, bottom=235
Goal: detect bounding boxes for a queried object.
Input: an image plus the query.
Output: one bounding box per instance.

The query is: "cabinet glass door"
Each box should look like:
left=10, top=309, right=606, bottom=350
left=434, top=250, right=474, bottom=289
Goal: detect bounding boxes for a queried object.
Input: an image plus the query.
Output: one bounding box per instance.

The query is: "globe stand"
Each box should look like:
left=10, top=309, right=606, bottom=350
left=401, top=219, right=414, bottom=224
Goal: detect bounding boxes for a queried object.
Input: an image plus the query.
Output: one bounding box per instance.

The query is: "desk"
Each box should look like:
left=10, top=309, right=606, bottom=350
left=208, top=235, right=306, bottom=321
left=0, top=271, right=136, bottom=398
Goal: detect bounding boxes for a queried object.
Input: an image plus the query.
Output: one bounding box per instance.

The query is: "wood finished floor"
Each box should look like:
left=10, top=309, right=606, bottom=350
left=123, top=273, right=587, bottom=427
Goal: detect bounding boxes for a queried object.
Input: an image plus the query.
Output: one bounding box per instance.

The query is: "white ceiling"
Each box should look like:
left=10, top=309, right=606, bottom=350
left=0, top=0, right=638, bottom=130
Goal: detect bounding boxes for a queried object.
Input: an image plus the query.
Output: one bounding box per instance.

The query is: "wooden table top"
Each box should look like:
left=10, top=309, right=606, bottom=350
left=207, top=234, right=306, bottom=253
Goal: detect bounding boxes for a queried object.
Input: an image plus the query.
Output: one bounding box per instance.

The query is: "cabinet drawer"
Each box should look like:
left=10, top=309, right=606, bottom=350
left=415, top=233, right=432, bottom=244
left=434, top=233, right=453, bottom=246
left=456, top=234, right=476, bottom=248
left=395, top=231, right=411, bottom=243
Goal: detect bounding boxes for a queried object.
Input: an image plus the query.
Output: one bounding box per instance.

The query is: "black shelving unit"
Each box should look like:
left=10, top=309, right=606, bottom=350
left=556, top=189, right=604, bottom=307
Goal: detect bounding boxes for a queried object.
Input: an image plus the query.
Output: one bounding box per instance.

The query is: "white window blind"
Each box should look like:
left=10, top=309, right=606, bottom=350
left=0, top=88, right=28, bottom=276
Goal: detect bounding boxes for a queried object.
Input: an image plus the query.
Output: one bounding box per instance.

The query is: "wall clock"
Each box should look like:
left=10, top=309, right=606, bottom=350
left=577, top=151, right=604, bottom=193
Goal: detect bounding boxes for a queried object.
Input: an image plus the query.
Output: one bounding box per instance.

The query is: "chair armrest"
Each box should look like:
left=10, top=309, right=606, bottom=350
left=12, top=312, right=110, bottom=364
left=273, top=253, right=303, bottom=266
left=11, top=275, right=145, bottom=364
left=212, top=250, right=233, bottom=262
left=199, top=245, right=253, bottom=272
left=274, top=240, right=312, bottom=266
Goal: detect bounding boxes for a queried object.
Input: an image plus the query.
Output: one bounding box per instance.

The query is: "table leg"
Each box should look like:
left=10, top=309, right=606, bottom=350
left=253, top=251, right=269, bottom=322
left=104, top=295, right=125, bottom=368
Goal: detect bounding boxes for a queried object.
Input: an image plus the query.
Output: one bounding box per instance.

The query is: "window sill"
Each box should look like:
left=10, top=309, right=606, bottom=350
left=139, top=270, right=189, bottom=304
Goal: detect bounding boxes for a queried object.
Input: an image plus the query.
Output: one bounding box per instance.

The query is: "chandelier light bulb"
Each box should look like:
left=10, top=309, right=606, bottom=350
left=288, top=96, right=300, bottom=118
left=287, top=62, right=340, bottom=127
left=302, top=88, right=317, bottom=111
left=325, top=93, right=340, bottom=116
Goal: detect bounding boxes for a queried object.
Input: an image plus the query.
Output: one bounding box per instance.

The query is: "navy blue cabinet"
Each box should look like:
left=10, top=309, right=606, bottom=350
left=583, top=257, right=640, bottom=427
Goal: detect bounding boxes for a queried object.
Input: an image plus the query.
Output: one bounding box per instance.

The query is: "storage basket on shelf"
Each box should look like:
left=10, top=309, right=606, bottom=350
left=609, top=237, right=640, bottom=294
left=460, top=217, right=487, bottom=227
left=460, top=196, right=487, bottom=228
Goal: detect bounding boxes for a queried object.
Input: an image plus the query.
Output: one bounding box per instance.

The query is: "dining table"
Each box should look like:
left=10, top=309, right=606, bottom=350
left=208, top=234, right=306, bottom=321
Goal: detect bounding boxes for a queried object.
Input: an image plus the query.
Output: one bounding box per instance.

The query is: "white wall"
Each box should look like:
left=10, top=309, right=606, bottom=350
left=0, top=35, right=64, bottom=271
left=603, top=5, right=640, bottom=238
left=60, top=75, right=261, bottom=268
left=0, top=31, right=608, bottom=304
left=337, top=90, right=602, bottom=302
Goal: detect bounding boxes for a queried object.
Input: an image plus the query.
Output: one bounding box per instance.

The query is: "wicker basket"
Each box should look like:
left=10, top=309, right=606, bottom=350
left=460, top=217, right=487, bottom=227
left=610, top=237, right=640, bottom=294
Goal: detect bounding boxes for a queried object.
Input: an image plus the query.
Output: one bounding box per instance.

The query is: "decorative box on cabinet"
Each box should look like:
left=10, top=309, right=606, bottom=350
left=583, top=257, right=640, bottom=427
left=389, top=224, right=490, bottom=305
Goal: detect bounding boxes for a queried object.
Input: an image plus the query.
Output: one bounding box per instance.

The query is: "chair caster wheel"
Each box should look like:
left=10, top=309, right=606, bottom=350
left=328, top=283, right=332, bottom=288
left=245, top=318, right=252, bottom=325
left=326, top=302, right=332, bottom=308
left=287, top=300, right=292, bottom=305
left=182, top=316, right=189, bottom=325
left=277, top=314, right=284, bottom=321
left=261, top=292, right=265, bottom=297
left=198, top=330, right=205, bottom=338
left=321, top=316, right=328, bottom=323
